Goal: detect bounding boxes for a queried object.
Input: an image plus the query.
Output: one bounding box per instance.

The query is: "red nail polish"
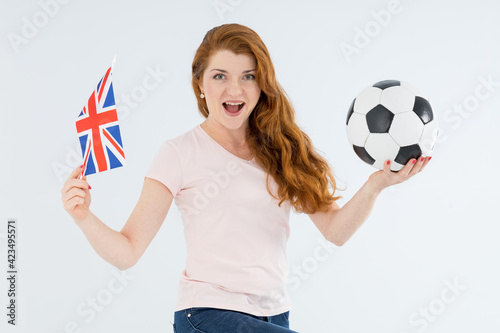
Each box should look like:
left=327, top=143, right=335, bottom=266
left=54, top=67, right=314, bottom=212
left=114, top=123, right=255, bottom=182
left=412, top=159, right=416, bottom=164
left=428, top=157, right=432, bottom=161
left=88, top=185, right=92, bottom=190
left=386, top=160, right=391, bottom=165
left=420, top=157, right=425, bottom=162
left=80, top=165, right=84, bottom=169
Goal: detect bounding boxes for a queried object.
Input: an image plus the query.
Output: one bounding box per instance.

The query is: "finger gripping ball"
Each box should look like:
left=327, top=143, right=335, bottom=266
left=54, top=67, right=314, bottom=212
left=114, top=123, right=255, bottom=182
left=346, top=80, right=439, bottom=171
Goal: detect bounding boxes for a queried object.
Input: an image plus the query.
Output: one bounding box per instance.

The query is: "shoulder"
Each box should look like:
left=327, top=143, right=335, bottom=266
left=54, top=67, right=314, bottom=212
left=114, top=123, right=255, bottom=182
left=152, top=125, right=207, bottom=165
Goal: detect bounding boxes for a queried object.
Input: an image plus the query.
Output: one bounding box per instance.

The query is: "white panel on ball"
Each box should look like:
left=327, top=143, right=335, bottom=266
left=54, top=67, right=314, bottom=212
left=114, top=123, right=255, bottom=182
left=346, top=113, right=370, bottom=146
left=419, top=120, right=439, bottom=156
left=380, top=86, right=415, bottom=113
left=364, top=133, right=400, bottom=163
left=389, top=111, right=425, bottom=146
left=401, top=81, right=428, bottom=100
left=353, top=87, right=382, bottom=115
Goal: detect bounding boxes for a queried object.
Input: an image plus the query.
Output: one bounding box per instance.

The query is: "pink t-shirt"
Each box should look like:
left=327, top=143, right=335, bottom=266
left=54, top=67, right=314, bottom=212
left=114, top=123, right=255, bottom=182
left=145, top=125, right=292, bottom=317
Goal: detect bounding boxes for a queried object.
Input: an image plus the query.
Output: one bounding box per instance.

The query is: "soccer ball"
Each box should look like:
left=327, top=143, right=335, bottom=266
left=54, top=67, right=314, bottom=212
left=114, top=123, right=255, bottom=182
left=346, top=80, right=439, bottom=171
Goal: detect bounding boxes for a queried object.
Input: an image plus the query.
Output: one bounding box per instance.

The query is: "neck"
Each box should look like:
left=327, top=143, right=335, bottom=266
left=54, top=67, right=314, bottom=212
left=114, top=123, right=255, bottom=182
left=201, top=119, right=248, bottom=148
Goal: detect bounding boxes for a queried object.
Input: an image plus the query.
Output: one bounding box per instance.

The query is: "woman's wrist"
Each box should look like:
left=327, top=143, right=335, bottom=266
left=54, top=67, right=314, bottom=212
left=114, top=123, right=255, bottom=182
left=73, top=210, right=94, bottom=230
left=364, top=175, right=386, bottom=196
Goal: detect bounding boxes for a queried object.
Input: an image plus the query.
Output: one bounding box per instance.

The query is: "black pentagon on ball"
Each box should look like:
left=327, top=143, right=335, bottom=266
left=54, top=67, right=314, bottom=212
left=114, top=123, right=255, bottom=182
left=366, top=105, right=394, bottom=133
left=353, top=145, right=376, bottom=165
left=413, top=96, right=434, bottom=124
left=394, top=144, right=422, bottom=165
left=373, top=80, right=401, bottom=90
left=346, top=98, right=355, bottom=125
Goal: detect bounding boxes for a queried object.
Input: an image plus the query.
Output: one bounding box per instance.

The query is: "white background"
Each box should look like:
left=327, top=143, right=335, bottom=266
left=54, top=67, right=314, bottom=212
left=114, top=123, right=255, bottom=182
left=1, top=0, right=499, bottom=332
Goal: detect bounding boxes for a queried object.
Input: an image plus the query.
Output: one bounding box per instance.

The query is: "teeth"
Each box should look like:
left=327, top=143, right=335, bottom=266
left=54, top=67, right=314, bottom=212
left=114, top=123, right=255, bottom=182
left=225, top=102, right=244, bottom=105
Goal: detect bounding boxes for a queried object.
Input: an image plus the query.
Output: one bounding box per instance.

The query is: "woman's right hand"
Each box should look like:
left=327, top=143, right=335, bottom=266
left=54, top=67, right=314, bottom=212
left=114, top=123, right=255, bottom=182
left=61, top=165, right=92, bottom=223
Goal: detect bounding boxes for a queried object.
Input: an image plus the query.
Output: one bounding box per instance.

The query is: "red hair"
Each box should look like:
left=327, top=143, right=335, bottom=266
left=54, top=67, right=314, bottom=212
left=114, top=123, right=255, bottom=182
left=192, top=24, right=341, bottom=213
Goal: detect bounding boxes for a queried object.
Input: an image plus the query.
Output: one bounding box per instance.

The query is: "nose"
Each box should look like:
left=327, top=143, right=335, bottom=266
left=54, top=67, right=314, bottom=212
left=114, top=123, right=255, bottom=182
left=226, top=77, right=243, bottom=97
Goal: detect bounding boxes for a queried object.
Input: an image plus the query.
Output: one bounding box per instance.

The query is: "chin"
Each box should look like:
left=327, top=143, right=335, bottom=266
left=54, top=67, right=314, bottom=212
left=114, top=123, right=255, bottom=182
left=221, top=118, right=248, bottom=130
left=218, top=109, right=251, bottom=129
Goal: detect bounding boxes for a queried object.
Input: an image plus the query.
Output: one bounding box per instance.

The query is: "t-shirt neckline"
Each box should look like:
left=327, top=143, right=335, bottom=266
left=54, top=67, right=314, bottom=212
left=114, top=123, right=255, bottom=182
left=197, top=124, right=256, bottom=164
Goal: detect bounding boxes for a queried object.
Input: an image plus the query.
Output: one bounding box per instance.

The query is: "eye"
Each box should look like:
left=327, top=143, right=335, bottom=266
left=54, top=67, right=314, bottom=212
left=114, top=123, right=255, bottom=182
left=243, top=74, right=256, bottom=80
left=213, top=73, right=226, bottom=80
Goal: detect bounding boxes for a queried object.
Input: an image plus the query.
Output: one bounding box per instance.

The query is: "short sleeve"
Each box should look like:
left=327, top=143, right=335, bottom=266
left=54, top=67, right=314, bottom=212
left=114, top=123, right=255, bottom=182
left=145, top=141, right=183, bottom=196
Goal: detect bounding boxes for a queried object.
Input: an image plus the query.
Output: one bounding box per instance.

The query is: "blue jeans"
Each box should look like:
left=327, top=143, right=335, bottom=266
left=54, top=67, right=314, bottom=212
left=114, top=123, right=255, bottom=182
left=173, top=307, right=299, bottom=333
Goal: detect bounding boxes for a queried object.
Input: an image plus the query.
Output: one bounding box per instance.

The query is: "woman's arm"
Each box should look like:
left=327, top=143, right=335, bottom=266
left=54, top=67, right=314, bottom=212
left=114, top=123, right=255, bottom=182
left=61, top=166, right=174, bottom=270
left=309, top=156, right=431, bottom=246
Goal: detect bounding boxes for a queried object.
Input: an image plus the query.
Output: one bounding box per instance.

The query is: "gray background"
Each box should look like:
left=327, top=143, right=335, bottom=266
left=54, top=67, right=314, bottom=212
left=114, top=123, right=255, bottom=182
left=1, top=0, right=499, bottom=332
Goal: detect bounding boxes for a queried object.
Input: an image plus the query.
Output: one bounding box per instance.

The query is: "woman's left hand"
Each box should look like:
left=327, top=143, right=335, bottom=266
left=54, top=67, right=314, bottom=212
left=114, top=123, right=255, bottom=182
left=367, top=156, right=432, bottom=193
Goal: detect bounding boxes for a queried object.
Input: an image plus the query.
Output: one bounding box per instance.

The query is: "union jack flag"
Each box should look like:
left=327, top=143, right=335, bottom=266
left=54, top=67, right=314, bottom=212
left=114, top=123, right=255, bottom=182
left=76, top=59, right=125, bottom=176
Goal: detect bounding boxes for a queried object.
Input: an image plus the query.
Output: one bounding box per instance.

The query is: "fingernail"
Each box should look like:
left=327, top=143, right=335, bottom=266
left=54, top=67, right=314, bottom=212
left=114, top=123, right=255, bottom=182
left=412, top=159, right=417, bottom=164
left=80, top=165, right=84, bottom=169
left=88, top=185, right=92, bottom=190
left=420, top=157, right=425, bottom=162
left=428, top=156, right=432, bottom=161
left=386, top=160, right=391, bottom=165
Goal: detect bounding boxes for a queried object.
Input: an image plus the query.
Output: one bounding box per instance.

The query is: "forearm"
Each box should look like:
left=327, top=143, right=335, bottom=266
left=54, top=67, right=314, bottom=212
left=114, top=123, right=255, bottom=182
left=326, top=178, right=382, bottom=246
left=74, top=212, right=135, bottom=270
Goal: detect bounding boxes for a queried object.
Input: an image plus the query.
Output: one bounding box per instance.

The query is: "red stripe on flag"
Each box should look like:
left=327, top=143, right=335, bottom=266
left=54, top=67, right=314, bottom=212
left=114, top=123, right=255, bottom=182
left=88, top=92, right=107, bottom=172
left=103, top=128, right=125, bottom=159
left=78, top=92, right=104, bottom=172
left=75, top=93, right=118, bottom=172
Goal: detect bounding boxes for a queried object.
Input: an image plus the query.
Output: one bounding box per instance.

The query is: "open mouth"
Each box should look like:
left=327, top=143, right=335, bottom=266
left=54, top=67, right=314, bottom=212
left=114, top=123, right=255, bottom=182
left=223, top=102, right=245, bottom=113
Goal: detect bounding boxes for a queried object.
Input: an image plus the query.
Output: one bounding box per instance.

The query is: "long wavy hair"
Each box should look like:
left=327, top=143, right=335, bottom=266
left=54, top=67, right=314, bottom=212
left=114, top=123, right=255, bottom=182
left=192, top=24, right=341, bottom=213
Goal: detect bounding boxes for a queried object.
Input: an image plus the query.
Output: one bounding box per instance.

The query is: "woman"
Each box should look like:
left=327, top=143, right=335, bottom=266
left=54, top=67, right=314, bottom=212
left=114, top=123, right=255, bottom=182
left=61, top=24, right=430, bottom=333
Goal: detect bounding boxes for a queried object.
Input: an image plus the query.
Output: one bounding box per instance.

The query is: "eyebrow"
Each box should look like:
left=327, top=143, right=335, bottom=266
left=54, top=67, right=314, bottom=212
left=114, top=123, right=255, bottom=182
left=210, top=69, right=256, bottom=73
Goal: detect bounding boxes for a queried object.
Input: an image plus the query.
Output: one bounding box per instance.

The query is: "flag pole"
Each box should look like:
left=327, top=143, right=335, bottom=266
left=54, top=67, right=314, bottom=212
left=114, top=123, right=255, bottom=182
left=111, top=54, right=117, bottom=73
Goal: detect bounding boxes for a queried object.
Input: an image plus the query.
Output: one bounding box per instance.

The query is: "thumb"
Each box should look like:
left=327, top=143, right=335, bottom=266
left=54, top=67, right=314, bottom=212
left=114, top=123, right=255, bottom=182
left=383, top=160, right=391, bottom=173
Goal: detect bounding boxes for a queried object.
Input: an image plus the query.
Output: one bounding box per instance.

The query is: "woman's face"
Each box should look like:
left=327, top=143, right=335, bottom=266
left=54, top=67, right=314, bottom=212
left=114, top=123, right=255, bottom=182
left=200, top=50, right=261, bottom=132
